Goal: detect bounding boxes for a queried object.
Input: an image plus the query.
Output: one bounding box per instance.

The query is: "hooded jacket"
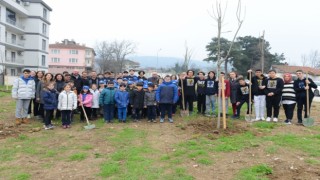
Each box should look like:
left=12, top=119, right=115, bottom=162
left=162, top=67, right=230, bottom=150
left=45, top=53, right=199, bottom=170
left=156, top=81, right=179, bottom=104
left=42, top=88, right=58, bottom=110
left=90, top=89, right=100, bottom=108
left=58, top=90, right=77, bottom=110
left=100, top=87, right=116, bottom=105
left=115, top=90, right=129, bottom=108
left=205, top=77, right=218, bottom=95
left=144, top=90, right=156, bottom=106
left=12, top=75, right=35, bottom=100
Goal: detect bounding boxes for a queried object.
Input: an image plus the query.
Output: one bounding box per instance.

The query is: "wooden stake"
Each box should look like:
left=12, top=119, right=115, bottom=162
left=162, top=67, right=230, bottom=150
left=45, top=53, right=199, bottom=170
left=221, top=75, right=226, bottom=129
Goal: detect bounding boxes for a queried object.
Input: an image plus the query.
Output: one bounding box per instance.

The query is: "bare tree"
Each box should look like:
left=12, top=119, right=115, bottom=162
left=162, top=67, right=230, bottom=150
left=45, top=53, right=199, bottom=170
left=112, top=40, right=136, bottom=73
left=301, top=54, right=309, bottom=67
left=183, top=41, right=193, bottom=72
left=95, top=41, right=115, bottom=73
left=308, top=50, right=320, bottom=68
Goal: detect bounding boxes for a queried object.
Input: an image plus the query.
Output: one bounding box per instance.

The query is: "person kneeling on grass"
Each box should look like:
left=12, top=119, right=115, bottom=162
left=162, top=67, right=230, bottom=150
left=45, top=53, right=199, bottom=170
left=156, top=75, right=179, bottom=123
left=233, top=78, right=251, bottom=119
left=58, top=84, right=77, bottom=129
left=114, top=83, right=129, bottom=123
left=99, top=81, right=116, bottom=123
left=42, top=82, right=58, bottom=130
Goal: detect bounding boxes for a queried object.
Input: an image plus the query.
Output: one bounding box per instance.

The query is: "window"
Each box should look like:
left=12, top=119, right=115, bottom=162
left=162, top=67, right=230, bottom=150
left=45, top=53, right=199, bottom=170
left=51, top=58, right=60, bottom=63
left=42, top=39, right=46, bottom=51
left=69, top=58, right=78, bottom=63
left=69, top=50, right=78, bottom=54
left=43, top=8, right=47, bottom=19
left=10, top=69, right=16, bottom=76
left=11, top=52, right=16, bottom=62
left=51, top=49, right=60, bottom=54
left=86, top=50, right=91, bottom=56
left=42, top=23, right=47, bottom=35
left=11, top=34, right=16, bottom=44
left=41, top=55, right=46, bottom=66
left=6, top=8, right=16, bottom=25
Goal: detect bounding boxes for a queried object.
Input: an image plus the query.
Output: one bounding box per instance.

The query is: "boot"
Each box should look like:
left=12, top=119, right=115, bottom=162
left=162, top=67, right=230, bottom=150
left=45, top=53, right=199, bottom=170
left=22, top=118, right=29, bottom=124
left=15, top=118, right=22, bottom=125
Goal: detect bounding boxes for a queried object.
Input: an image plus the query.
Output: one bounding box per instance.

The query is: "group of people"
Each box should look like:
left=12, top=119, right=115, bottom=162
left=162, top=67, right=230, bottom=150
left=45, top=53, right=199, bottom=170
left=11, top=67, right=317, bottom=130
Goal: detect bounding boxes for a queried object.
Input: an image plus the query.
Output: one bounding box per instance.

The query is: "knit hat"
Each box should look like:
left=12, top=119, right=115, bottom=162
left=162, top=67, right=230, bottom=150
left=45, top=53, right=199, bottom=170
left=99, top=80, right=105, bottom=84
left=136, top=82, right=143, bottom=87
left=83, top=86, right=90, bottom=90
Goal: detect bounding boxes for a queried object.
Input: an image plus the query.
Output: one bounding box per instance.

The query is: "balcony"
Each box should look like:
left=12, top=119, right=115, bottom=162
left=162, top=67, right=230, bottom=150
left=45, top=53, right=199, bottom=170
left=3, top=58, right=24, bottom=67
left=4, top=38, right=25, bottom=51
left=5, top=18, right=25, bottom=34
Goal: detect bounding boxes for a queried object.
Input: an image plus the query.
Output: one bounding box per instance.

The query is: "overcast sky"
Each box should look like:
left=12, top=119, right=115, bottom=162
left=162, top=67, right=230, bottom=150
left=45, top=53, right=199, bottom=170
left=45, top=0, right=320, bottom=66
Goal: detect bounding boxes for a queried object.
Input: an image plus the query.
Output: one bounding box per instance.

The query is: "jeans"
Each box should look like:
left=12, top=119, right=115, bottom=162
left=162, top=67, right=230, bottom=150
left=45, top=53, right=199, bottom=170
left=118, top=107, right=127, bottom=121
left=197, top=94, right=206, bottom=114
left=159, top=103, right=173, bottom=119
left=254, top=95, right=266, bottom=119
left=266, top=95, right=281, bottom=118
left=15, top=99, right=31, bottom=118
left=61, top=110, right=72, bottom=125
left=44, top=109, right=54, bottom=126
left=103, top=104, right=115, bottom=122
left=205, top=95, right=215, bottom=114
left=283, top=103, right=296, bottom=120
left=147, top=105, right=156, bottom=120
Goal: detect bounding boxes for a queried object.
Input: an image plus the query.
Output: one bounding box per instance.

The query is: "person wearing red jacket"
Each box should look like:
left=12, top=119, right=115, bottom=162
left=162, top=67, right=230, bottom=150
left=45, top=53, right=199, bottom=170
left=218, top=72, right=230, bottom=117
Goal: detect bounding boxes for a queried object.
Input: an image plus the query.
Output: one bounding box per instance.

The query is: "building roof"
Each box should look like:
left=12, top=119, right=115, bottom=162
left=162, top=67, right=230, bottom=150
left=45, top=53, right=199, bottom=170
left=272, top=65, right=320, bottom=76
left=49, top=39, right=95, bottom=55
left=22, top=0, right=52, bottom=11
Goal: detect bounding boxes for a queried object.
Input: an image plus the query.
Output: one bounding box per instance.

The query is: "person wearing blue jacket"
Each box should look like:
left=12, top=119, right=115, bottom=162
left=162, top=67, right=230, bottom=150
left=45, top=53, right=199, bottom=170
left=156, top=75, right=179, bottom=123
left=114, top=83, right=129, bottom=123
left=99, top=81, right=116, bottom=123
left=41, top=82, right=58, bottom=130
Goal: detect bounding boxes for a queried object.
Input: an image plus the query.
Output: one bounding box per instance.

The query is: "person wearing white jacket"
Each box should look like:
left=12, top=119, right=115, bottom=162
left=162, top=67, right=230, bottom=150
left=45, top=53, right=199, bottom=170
left=58, top=84, right=77, bottom=128
left=90, top=84, right=100, bottom=120
left=12, top=69, right=35, bottom=125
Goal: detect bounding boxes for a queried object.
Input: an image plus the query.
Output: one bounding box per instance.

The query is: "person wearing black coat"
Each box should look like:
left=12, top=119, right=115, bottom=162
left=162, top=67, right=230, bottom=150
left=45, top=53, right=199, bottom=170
left=294, top=70, right=318, bottom=124
left=71, top=70, right=83, bottom=94
left=229, top=71, right=239, bottom=117
left=196, top=71, right=206, bottom=114
left=54, top=73, right=65, bottom=119
left=130, top=82, right=145, bottom=122
left=178, top=70, right=198, bottom=113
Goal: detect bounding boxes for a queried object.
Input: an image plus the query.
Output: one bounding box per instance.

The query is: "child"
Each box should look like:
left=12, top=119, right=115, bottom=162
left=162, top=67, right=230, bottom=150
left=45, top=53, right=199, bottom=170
left=99, top=81, right=116, bottom=123
left=58, top=84, right=77, bottom=128
left=144, top=83, right=157, bottom=123
left=126, top=81, right=135, bottom=117
left=233, top=78, right=250, bottom=119
left=99, top=80, right=106, bottom=92
left=115, top=83, right=129, bottom=123
left=130, top=82, right=145, bottom=122
left=78, top=86, right=93, bottom=122
left=156, top=75, right=179, bottom=123
left=42, top=82, right=58, bottom=130
left=90, top=84, right=100, bottom=120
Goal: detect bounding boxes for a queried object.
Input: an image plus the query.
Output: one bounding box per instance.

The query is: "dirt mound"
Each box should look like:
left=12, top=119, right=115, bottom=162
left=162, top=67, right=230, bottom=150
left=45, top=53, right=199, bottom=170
left=0, top=123, right=21, bottom=139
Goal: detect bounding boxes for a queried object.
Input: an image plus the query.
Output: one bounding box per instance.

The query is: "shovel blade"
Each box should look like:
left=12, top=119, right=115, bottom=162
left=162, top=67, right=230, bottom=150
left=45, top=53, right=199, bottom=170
left=303, top=117, right=314, bottom=127
left=84, top=124, right=96, bottom=130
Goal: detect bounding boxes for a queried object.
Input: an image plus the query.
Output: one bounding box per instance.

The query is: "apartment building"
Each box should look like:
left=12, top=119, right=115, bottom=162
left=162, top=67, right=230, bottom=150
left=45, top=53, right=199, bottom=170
left=0, top=0, right=51, bottom=84
left=48, top=39, right=96, bottom=74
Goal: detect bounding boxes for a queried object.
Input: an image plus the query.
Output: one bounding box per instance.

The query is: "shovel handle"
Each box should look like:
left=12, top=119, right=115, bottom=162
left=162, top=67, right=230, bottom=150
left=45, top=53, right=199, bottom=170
left=81, top=104, right=91, bottom=125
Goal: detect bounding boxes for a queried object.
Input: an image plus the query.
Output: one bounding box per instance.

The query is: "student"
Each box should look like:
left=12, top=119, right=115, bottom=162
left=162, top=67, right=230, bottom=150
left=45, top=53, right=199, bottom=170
left=90, top=84, right=100, bottom=120
left=205, top=71, right=218, bottom=117
left=130, top=82, right=145, bottom=122
left=233, top=78, right=250, bottom=119
left=126, top=81, right=135, bottom=117
left=282, top=73, right=296, bottom=125
left=12, top=69, right=36, bottom=125
left=156, top=75, right=179, bottom=123
left=36, top=73, right=54, bottom=121
left=54, top=73, right=65, bottom=120
left=98, top=80, right=106, bottom=92
left=58, top=84, right=77, bottom=128
left=294, top=70, right=318, bottom=125
left=114, top=83, right=129, bottom=123
left=179, top=70, right=198, bottom=113
left=78, top=86, right=93, bottom=122
left=263, top=70, right=284, bottom=122
left=229, top=71, right=239, bottom=118
left=138, top=71, right=147, bottom=81
left=144, top=83, right=157, bottom=123
left=248, top=69, right=267, bottom=121
left=27, top=70, right=36, bottom=119
left=99, top=81, right=116, bottom=123
left=218, top=72, right=231, bottom=117
left=42, top=82, right=58, bottom=130
left=127, top=69, right=137, bottom=81
left=33, top=71, right=44, bottom=119
left=196, top=71, right=206, bottom=115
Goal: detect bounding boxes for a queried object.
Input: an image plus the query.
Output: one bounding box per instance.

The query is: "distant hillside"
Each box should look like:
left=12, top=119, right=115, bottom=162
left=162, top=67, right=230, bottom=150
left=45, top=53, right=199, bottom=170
left=128, top=56, right=212, bottom=69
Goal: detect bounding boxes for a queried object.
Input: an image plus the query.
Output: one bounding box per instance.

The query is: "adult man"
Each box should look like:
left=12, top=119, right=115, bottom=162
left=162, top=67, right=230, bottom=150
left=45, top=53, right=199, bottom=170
left=294, top=70, right=318, bottom=124
left=64, top=73, right=72, bottom=83
left=12, top=69, right=35, bottom=125
left=263, top=70, right=284, bottom=122
left=248, top=69, right=267, bottom=121
left=89, top=71, right=99, bottom=86
left=71, top=70, right=82, bottom=94
left=148, top=72, right=159, bottom=85
left=81, top=71, right=90, bottom=87
left=127, top=69, right=137, bottom=82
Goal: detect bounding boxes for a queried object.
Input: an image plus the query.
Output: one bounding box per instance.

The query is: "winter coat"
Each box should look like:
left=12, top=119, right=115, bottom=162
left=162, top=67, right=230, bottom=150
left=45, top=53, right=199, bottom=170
left=42, top=89, right=58, bottom=110
left=144, top=91, right=156, bottom=106
left=12, top=76, right=35, bottom=100
left=229, top=78, right=239, bottom=103
left=54, top=80, right=65, bottom=93
left=205, top=77, right=218, bottom=95
left=115, top=90, right=129, bottom=108
left=130, top=89, right=145, bottom=109
left=156, top=81, right=179, bottom=104
left=58, top=90, right=77, bottom=110
left=99, top=87, right=116, bottom=105
left=78, top=93, right=93, bottom=107
left=90, top=89, right=100, bottom=108
left=71, top=75, right=82, bottom=93
left=36, top=81, right=53, bottom=104
left=89, top=77, right=100, bottom=86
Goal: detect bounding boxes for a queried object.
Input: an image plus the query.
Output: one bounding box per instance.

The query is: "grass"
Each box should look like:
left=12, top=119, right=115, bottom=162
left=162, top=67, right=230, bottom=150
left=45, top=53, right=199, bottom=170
left=264, top=145, right=279, bottom=154
left=305, top=158, right=320, bottom=165
left=213, top=132, right=260, bottom=152
left=235, top=164, right=272, bottom=180
left=253, top=121, right=278, bottom=129
left=13, top=173, right=31, bottom=180
left=69, top=152, right=87, bottom=161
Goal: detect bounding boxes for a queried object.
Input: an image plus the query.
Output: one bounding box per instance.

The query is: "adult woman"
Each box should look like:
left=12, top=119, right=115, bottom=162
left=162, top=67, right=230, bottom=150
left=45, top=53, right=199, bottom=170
left=54, top=73, right=65, bottom=119
left=282, top=73, right=296, bottom=125
left=33, top=71, right=44, bottom=119
left=36, top=73, right=54, bottom=120
left=229, top=71, right=239, bottom=118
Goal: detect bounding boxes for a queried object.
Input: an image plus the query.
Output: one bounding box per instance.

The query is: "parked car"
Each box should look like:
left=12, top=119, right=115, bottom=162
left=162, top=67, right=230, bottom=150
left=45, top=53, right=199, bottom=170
left=312, top=81, right=320, bottom=96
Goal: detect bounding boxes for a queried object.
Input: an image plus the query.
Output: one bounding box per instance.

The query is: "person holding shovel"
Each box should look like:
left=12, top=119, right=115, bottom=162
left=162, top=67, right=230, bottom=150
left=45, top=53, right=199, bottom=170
left=294, top=70, right=318, bottom=125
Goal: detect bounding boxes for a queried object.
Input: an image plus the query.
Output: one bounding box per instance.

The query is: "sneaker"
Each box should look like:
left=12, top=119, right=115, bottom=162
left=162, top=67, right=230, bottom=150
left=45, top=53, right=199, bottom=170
left=260, top=117, right=265, bottom=121
left=49, top=124, right=55, bottom=128
left=169, top=118, right=173, bottom=123
left=285, top=120, right=292, bottom=125
left=62, top=125, right=67, bottom=129
left=67, top=125, right=71, bottom=128
left=160, top=119, right=164, bottom=123
left=147, top=120, right=151, bottom=123
left=27, top=114, right=31, bottom=119
left=273, top=118, right=278, bottom=122
left=133, top=119, right=138, bottom=122
left=44, top=125, right=52, bottom=130
left=205, top=114, right=211, bottom=117
left=254, top=117, right=261, bottom=121
left=153, top=119, right=157, bottom=123
left=266, top=117, right=271, bottom=122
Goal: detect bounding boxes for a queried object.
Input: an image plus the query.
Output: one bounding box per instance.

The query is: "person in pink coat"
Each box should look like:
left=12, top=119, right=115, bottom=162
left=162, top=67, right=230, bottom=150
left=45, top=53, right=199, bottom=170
left=78, top=86, right=93, bottom=121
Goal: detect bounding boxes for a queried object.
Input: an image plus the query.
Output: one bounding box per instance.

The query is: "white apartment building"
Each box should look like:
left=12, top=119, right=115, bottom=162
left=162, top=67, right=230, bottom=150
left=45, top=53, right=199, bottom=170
left=0, top=0, right=51, bottom=85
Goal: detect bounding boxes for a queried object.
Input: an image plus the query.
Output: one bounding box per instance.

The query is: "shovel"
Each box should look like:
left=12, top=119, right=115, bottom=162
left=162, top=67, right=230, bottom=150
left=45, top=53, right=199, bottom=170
left=81, top=104, right=96, bottom=130
left=180, top=78, right=189, bottom=117
left=303, top=73, right=314, bottom=127
left=245, top=72, right=254, bottom=122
